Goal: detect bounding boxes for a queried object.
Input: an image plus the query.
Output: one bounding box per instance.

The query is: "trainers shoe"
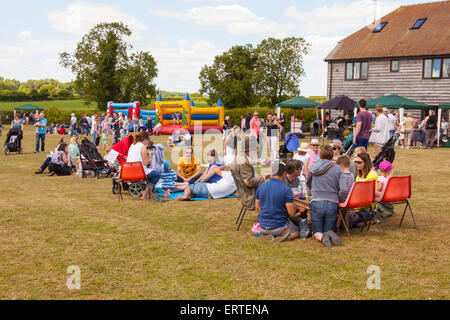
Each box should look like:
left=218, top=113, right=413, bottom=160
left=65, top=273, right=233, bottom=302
left=273, top=228, right=291, bottom=243
left=35, top=169, right=44, bottom=174
left=48, top=171, right=56, bottom=176
left=326, top=230, right=342, bottom=246
left=261, top=234, right=274, bottom=242
left=251, top=222, right=260, bottom=233
left=322, top=233, right=332, bottom=248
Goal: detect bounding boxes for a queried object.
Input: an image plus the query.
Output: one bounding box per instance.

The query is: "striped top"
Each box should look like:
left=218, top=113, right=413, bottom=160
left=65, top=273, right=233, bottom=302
left=160, top=169, right=177, bottom=189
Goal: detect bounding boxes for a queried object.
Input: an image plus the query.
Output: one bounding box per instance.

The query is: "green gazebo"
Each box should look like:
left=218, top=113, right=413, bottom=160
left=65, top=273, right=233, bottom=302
left=276, top=96, right=320, bottom=133
left=366, top=94, right=429, bottom=110
left=14, top=104, right=44, bottom=113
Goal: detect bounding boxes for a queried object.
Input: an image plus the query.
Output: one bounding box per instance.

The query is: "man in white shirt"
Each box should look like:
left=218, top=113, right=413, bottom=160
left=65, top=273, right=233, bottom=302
left=387, top=109, right=398, bottom=137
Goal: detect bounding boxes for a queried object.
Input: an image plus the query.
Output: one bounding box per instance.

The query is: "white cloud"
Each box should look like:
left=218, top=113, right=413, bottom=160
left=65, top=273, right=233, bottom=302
left=284, top=0, right=401, bottom=36
left=18, top=30, right=33, bottom=39
left=45, top=1, right=147, bottom=37
left=149, top=4, right=286, bottom=37
left=146, top=40, right=223, bottom=92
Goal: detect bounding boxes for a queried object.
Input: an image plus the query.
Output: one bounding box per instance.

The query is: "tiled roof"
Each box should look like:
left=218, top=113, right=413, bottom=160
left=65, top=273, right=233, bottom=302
left=325, top=1, right=450, bottom=61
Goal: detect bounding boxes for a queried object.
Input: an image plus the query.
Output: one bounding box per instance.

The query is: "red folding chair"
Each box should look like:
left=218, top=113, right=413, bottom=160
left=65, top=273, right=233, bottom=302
left=338, top=180, right=382, bottom=235
left=116, top=162, right=147, bottom=201
left=380, top=176, right=416, bottom=228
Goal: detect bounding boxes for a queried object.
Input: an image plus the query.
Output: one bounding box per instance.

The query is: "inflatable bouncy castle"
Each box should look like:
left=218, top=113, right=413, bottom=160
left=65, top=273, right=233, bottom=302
left=107, top=94, right=224, bottom=135
left=155, top=93, right=224, bottom=135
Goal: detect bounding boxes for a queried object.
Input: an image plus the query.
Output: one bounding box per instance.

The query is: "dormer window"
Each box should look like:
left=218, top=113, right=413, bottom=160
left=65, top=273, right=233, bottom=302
left=373, top=22, right=388, bottom=33
left=411, top=18, right=427, bottom=30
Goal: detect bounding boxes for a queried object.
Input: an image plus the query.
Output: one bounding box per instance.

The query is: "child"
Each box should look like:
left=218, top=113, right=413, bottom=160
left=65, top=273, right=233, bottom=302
left=336, top=155, right=355, bottom=203
left=376, top=160, right=394, bottom=201
left=68, top=137, right=80, bottom=159
left=160, top=160, right=177, bottom=198
left=101, top=128, right=108, bottom=151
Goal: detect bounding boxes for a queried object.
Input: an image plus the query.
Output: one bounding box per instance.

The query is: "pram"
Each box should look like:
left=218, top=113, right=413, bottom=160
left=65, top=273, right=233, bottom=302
left=373, top=133, right=400, bottom=170
left=77, top=137, right=111, bottom=179
left=279, top=132, right=300, bottom=160
left=4, top=128, right=23, bottom=155
left=109, top=136, right=147, bottom=198
left=343, top=133, right=354, bottom=155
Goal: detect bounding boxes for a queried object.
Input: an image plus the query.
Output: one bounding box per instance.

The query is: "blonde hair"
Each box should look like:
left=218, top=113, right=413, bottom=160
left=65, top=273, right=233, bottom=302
left=70, top=137, right=77, bottom=145
left=354, top=146, right=367, bottom=156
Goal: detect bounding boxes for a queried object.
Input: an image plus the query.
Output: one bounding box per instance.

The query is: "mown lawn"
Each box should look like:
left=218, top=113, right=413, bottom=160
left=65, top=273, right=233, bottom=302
left=0, top=99, right=214, bottom=112
left=0, top=126, right=449, bottom=300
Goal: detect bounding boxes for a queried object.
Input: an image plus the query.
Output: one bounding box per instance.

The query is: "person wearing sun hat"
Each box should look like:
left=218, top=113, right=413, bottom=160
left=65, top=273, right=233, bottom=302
left=307, top=138, right=320, bottom=168
left=330, top=139, right=343, bottom=161
left=294, top=142, right=310, bottom=178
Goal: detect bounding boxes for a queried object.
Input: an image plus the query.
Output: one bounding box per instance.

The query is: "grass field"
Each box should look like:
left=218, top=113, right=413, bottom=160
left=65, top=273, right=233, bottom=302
left=0, top=99, right=213, bottom=112
left=0, top=126, right=449, bottom=300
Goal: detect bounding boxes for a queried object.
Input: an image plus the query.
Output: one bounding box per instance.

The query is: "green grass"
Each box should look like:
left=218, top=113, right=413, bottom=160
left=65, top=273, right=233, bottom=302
left=0, top=100, right=98, bottom=112
left=0, top=127, right=449, bottom=299
left=0, top=99, right=215, bottom=112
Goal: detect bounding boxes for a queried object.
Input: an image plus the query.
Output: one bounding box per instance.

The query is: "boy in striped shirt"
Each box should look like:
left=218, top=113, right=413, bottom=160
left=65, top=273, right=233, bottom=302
left=161, top=160, right=177, bottom=198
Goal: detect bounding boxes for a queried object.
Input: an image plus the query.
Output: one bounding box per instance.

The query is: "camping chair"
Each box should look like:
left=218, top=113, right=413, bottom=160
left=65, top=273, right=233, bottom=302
left=230, top=168, right=258, bottom=231
left=115, top=162, right=147, bottom=202
left=338, top=180, right=383, bottom=235
left=379, top=176, right=416, bottom=228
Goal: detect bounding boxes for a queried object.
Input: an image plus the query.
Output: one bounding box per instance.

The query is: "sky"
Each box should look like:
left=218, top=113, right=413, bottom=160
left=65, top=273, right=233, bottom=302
left=0, top=0, right=441, bottom=96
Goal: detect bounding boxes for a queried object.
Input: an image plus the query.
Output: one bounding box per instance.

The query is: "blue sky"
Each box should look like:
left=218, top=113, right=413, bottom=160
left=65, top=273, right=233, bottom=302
left=0, top=0, right=440, bottom=96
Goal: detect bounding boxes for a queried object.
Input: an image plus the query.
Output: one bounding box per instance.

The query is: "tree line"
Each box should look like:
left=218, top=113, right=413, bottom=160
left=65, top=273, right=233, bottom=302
left=0, top=78, right=80, bottom=101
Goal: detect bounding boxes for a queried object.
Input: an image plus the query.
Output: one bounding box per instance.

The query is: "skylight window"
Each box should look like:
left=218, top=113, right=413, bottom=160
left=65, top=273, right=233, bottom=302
left=411, top=18, right=427, bottom=30
left=373, top=22, right=388, bottom=33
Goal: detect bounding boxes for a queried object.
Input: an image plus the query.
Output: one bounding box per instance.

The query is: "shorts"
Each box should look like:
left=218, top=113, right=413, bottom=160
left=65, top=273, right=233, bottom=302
left=188, top=182, right=209, bottom=199
left=260, top=220, right=299, bottom=237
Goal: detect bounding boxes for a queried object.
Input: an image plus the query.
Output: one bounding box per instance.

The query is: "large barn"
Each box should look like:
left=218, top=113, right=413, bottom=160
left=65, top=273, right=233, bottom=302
left=325, top=1, right=450, bottom=119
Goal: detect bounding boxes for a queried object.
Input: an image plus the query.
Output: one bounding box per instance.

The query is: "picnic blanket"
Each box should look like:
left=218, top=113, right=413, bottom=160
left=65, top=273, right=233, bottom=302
left=153, top=188, right=237, bottom=201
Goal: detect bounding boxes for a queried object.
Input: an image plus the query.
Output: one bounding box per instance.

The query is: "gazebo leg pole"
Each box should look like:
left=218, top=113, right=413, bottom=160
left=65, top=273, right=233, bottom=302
left=437, top=108, right=442, bottom=148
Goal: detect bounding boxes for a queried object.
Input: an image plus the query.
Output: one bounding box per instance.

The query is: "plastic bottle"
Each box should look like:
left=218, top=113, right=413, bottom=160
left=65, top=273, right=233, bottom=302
left=297, top=181, right=303, bottom=199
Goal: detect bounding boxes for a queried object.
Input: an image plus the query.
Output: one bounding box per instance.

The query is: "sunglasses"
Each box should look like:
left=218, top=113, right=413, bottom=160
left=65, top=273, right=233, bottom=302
left=311, top=144, right=319, bottom=147
left=332, top=147, right=340, bottom=151
left=354, top=160, right=364, bottom=164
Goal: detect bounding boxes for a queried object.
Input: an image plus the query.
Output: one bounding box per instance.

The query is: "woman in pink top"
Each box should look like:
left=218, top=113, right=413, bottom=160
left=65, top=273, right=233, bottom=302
left=249, top=110, right=260, bottom=138
left=307, top=138, right=320, bottom=168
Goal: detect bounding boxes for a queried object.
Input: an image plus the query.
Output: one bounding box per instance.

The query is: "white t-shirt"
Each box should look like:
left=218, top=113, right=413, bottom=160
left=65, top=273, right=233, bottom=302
left=387, top=114, right=396, bottom=131
left=71, top=116, right=77, bottom=125
left=293, top=153, right=310, bottom=177
left=91, top=119, right=97, bottom=134
left=127, top=142, right=152, bottom=175
left=122, top=119, right=129, bottom=130
left=207, top=171, right=237, bottom=199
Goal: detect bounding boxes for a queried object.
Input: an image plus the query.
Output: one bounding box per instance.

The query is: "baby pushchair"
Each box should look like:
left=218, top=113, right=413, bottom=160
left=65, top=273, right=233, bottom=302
left=343, top=133, right=354, bottom=155
left=77, top=138, right=111, bottom=179
left=279, top=132, right=300, bottom=160
left=109, top=136, right=147, bottom=198
left=4, top=128, right=23, bottom=155
left=373, top=133, right=400, bottom=170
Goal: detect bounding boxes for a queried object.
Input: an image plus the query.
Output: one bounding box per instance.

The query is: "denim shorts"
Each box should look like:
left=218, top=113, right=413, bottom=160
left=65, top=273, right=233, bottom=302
left=310, top=200, right=338, bottom=234
left=188, top=182, right=209, bottom=199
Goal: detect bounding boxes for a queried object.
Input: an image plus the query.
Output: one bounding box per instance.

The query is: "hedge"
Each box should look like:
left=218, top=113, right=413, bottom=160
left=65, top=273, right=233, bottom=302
left=225, top=107, right=318, bottom=132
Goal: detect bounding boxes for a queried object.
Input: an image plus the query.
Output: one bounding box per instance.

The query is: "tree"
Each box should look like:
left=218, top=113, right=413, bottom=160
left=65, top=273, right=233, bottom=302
left=199, top=45, right=257, bottom=109
left=121, top=51, right=158, bottom=106
left=254, top=37, right=310, bottom=107
left=60, top=22, right=158, bottom=110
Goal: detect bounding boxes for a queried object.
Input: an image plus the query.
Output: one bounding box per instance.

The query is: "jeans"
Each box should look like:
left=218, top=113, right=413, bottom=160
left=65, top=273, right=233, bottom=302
left=71, top=124, right=75, bottom=136
left=146, top=171, right=161, bottom=187
left=389, top=130, right=395, bottom=137
left=354, top=208, right=372, bottom=226
left=310, top=200, right=338, bottom=234
left=48, top=163, right=71, bottom=176
left=92, top=131, right=97, bottom=145
left=188, top=182, right=209, bottom=199
left=425, top=129, right=437, bottom=148
left=35, top=133, right=46, bottom=152
left=260, top=221, right=299, bottom=238
left=353, top=137, right=369, bottom=150
left=40, top=156, right=52, bottom=171
left=281, top=127, right=285, bottom=140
